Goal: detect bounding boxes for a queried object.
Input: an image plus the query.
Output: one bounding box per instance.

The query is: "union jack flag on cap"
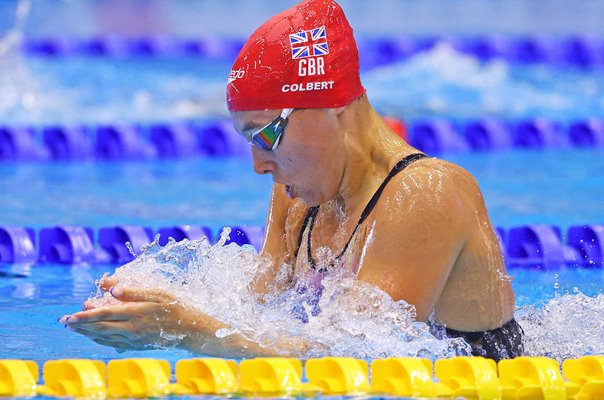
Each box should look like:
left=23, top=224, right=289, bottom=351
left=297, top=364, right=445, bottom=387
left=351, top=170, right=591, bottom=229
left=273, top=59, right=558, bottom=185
left=290, top=26, right=330, bottom=59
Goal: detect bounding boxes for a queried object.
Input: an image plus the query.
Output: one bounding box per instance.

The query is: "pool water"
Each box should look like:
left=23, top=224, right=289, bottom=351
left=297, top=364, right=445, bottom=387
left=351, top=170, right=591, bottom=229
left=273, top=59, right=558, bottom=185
left=0, top=251, right=601, bottom=365
left=3, top=45, right=604, bottom=125
left=0, top=158, right=273, bottom=229
left=0, top=0, right=603, bottom=376
left=0, top=149, right=602, bottom=230
left=0, top=263, right=192, bottom=364
left=0, top=152, right=602, bottom=364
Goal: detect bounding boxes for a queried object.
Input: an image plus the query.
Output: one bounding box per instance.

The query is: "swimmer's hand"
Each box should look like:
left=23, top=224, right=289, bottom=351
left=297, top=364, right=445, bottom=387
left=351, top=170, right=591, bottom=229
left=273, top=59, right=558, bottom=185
left=81, top=274, right=121, bottom=310
left=59, top=286, right=283, bottom=357
left=59, top=286, right=227, bottom=353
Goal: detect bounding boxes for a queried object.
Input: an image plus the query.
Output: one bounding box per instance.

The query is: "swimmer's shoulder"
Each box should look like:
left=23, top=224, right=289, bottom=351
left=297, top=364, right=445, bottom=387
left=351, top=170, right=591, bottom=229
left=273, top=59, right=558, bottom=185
left=389, top=156, right=482, bottom=202
left=421, top=157, right=489, bottom=212
left=373, top=156, right=481, bottom=229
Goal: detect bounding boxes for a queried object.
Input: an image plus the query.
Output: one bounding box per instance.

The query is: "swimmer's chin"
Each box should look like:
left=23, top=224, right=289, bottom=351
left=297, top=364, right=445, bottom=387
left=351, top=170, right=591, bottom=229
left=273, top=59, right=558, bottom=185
left=285, top=185, right=307, bottom=204
left=285, top=185, right=295, bottom=199
left=285, top=185, right=309, bottom=205
left=284, top=184, right=320, bottom=207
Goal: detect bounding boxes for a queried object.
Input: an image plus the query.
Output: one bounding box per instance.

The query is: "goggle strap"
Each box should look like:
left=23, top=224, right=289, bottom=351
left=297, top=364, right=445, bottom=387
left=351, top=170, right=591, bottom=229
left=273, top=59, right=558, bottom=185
left=280, top=108, right=294, bottom=119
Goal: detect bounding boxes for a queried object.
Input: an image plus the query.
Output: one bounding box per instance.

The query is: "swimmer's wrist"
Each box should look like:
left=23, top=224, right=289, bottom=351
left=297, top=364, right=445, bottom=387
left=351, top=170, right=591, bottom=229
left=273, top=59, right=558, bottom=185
left=172, top=313, right=259, bottom=357
left=174, top=310, right=308, bottom=358
left=177, top=330, right=275, bottom=358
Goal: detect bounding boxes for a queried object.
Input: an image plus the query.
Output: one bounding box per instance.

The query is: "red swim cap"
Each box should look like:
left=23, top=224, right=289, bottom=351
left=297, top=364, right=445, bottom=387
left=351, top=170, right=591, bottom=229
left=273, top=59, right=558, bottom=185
left=226, top=0, right=365, bottom=111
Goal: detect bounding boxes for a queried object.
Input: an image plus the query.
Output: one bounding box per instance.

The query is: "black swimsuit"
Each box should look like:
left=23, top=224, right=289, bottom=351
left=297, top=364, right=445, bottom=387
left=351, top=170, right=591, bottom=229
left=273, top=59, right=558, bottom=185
left=436, top=319, right=524, bottom=361
left=295, top=152, right=524, bottom=360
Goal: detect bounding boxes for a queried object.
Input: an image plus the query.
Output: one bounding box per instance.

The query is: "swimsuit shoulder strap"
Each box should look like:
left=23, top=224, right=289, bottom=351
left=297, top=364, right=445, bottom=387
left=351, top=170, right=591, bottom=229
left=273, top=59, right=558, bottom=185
left=355, top=152, right=428, bottom=229
left=305, top=152, right=428, bottom=270
left=294, top=206, right=319, bottom=258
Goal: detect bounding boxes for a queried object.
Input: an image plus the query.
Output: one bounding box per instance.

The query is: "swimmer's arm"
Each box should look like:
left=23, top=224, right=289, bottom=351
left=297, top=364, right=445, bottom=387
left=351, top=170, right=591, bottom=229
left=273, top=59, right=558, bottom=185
left=250, top=183, right=296, bottom=297
left=179, top=315, right=310, bottom=358
left=67, top=286, right=309, bottom=357
left=356, top=168, right=468, bottom=321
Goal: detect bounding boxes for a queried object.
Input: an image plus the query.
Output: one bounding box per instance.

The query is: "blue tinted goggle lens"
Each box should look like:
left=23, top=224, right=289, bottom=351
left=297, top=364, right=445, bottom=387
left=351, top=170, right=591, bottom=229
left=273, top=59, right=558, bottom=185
left=249, top=108, right=293, bottom=151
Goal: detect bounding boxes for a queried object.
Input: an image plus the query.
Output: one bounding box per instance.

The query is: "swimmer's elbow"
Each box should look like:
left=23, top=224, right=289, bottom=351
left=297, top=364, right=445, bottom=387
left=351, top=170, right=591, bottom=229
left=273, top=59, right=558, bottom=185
left=414, top=305, right=433, bottom=323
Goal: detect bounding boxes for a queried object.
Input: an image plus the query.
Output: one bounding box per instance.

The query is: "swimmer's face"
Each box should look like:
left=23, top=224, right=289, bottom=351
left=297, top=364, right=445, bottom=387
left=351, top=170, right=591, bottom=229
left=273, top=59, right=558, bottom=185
left=231, top=107, right=347, bottom=206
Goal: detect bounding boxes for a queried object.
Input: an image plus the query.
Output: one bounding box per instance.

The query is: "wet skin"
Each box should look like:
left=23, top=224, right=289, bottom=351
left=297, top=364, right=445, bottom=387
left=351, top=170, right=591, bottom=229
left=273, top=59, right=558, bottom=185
left=60, top=95, right=515, bottom=354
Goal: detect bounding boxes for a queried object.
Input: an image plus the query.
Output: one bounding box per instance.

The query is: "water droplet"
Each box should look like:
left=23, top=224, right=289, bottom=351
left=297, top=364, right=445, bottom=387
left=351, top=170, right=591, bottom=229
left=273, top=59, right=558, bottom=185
left=215, top=328, right=232, bottom=338
left=125, top=242, right=136, bottom=257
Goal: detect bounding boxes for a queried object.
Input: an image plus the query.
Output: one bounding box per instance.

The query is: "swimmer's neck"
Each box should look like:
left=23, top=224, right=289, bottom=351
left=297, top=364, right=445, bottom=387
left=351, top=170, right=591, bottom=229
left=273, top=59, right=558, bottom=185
left=332, top=99, right=417, bottom=218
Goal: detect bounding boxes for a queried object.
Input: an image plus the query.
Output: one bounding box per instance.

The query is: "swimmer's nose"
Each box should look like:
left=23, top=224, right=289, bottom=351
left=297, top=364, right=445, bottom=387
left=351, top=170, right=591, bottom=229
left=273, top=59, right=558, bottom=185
left=251, top=146, right=275, bottom=175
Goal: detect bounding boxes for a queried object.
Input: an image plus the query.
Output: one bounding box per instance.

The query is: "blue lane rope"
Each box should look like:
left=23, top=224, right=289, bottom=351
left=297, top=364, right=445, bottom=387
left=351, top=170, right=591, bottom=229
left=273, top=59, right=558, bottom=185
left=20, top=34, right=604, bottom=70
left=0, top=224, right=602, bottom=268
left=1, top=118, right=604, bottom=163
left=0, top=225, right=264, bottom=266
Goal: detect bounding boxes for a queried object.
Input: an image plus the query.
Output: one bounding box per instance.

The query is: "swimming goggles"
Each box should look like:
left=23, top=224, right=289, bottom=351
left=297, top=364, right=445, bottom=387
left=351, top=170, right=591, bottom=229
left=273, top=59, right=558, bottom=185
left=245, top=108, right=294, bottom=151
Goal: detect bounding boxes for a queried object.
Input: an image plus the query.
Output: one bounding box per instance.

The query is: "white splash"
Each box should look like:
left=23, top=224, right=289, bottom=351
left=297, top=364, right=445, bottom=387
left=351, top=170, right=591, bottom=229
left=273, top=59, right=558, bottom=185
left=101, top=230, right=470, bottom=360
left=518, top=291, right=604, bottom=363
left=94, top=230, right=604, bottom=361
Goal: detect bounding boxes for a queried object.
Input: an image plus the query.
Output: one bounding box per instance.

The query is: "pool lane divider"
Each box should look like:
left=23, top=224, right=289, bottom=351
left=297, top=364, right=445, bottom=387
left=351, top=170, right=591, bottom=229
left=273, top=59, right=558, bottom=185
left=0, top=119, right=251, bottom=162
left=0, top=356, right=602, bottom=398
left=413, top=117, right=604, bottom=154
left=22, top=35, right=246, bottom=60
left=21, top=34, right=604, bottom=70
left=0, top=224, right=603, bottom=268
left=0, top=225, right=264, bottom=266
left=1, top=117, right=603, bottom=163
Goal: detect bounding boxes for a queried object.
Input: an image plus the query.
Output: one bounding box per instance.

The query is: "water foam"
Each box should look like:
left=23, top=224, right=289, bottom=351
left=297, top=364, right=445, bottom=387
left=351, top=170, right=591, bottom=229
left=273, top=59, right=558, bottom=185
left=518, top=291, right=604, bottom=363
left=0, top=0, right=30, bottom=57
left=0, top=57, right=229, bottom=125
left=1, top=1, right=230, bottom=125
left=91, top=230, right=603, bottom=360
left=0, top=0, right=36, bottom=122
left=364, top=42, right=602, bottom=121
left=97, top=229, right=470, bottom=360
left=3, top=33, right=603, bottom=125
